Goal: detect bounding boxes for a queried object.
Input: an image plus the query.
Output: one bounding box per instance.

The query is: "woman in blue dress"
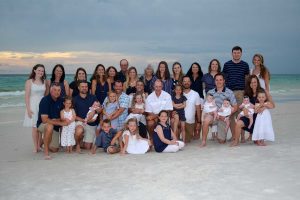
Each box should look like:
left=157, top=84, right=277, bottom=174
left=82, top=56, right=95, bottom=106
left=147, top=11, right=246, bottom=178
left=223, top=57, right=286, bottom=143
left=91, top=64, right=109, bottom=105
left=46, top=64, right=70, bottom=98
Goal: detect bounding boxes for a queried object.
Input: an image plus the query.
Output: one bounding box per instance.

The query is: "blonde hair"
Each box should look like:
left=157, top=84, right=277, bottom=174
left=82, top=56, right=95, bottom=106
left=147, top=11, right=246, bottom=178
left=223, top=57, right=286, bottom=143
left=124, top=66, right=138, bottom=89
left=131, top=93, right=145, bottom=107
left=252, top=54, right=270, bottom=80
left=106, top=91, right=117, bottom=106
left=126, top=118, right=141, bottom=138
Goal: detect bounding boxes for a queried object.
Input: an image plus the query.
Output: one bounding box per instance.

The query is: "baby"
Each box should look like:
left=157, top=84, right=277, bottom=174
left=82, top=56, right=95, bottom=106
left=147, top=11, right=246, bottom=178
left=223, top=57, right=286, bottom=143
left=85, top=101, right=101, bottom=124
left=202, top=94, right=218, bottom=120
left=217, top=99, right=232, bottom=133
left=237, top=96, right=254, bottom=129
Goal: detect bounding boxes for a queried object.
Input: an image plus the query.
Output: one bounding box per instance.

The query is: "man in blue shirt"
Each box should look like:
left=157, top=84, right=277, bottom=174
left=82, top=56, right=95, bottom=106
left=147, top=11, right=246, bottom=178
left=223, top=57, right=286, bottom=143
left=223, top=46, right=249, bottom=141
left=73, top=81, right=101, bottom=152
left=37, top=83, right=67, bottom=160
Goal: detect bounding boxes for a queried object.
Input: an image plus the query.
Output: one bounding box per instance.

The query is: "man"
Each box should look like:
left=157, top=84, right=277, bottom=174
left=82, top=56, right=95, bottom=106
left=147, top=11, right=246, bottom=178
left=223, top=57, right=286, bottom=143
left=37, top=83, right=67, bottom=160
left=223, top=46, right=249, bottom=141
left=117, top=59, right=129, bottom=83
left=201, top=73, right=238, bottom=147
left=145, top=79, right=173, bottom=141
left=182, top=76, right=203, bottom=143
left=73, top=81, right=101, bottom=152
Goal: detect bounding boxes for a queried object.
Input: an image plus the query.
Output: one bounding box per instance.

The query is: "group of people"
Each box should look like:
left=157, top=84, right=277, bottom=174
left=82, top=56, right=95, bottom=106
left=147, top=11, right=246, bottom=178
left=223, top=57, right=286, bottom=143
left=23, top=46, right=275, bottom=160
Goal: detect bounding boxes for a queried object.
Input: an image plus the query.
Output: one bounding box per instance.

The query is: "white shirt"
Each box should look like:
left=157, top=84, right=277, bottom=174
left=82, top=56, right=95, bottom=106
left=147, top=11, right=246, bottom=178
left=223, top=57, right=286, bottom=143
left=145, top=90, right=173, bottom=114
left=183, top=89, right=203, bottom=123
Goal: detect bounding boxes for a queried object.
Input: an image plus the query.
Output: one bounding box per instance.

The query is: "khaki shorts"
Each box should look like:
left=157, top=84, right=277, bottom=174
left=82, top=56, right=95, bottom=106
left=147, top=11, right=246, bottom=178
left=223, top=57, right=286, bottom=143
left=217, top=120, right=227, bottom=141
left=37, top=123, right=60, bottom=149
left=75, top=121, right=96, bottom=143
left=185, top=123, right=195, bottom=143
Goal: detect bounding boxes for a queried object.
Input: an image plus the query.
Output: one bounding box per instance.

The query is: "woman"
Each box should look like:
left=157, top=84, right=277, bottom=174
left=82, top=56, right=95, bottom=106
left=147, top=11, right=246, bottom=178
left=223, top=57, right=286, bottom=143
left=106, top=66, right=118, bottom=91
left=231, top=75, right=267, bottom=146
left=140, top=64, right=154, bottom=94
left=91, top=64, right=109, bottom=105
left=172, top=62, right=184, bottom=89
left=151, top=61, right=173, bottom=94
left=46, top=64, right=70, bottom=97
left=69, top=67, right=91, bottom=97
left=23, top=64, right=47, bottom=153
left=123, top=66, right=139, bottom=95
left=186, top=62, right=204, bottom=98
left=250, top=54, right=271, bottom=92
left=202, top=59, right=222, bottom=94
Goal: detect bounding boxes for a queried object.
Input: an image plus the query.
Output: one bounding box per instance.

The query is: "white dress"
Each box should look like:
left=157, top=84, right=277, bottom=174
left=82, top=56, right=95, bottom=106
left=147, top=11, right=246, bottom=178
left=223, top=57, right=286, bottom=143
left=203, top=101, right=217, bottom=113
left=61, top=109, right=76, bottom=146
left=218, top=105, right=232, bottom=117
left=122, top=130, right=149, bottom=154
left=125, top=103, right=146, bottom=125
left=23, top=80, right=46, bottom=128
left=252, top=109, right=275, bottom=141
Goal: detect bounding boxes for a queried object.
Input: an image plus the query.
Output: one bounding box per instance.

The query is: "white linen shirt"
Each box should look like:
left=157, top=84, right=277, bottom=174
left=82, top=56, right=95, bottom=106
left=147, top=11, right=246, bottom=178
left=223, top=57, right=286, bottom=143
left=145, top=91, right=173, bottom=114
left=183, top=89, right=203, bottom=124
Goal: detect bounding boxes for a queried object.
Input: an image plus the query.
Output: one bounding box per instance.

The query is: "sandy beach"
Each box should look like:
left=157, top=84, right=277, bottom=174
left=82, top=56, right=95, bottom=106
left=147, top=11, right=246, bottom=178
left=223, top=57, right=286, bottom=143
left=0, top=101, right=300, bottom=200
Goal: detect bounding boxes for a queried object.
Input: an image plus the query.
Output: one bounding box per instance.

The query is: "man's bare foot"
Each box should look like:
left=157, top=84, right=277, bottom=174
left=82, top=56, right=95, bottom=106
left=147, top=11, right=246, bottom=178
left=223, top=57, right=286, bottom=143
left=200, top=141, right=207, bottom=147
left=44, top=155, right=52, bottom=160
left=76, top=145, right=81, bottom=153
left=229, top=142, right=238, bottom=147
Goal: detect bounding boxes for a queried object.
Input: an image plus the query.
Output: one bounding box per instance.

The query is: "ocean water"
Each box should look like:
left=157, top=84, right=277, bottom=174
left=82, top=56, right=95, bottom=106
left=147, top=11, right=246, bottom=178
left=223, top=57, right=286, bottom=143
left=0, top=74, right=299, bottom=108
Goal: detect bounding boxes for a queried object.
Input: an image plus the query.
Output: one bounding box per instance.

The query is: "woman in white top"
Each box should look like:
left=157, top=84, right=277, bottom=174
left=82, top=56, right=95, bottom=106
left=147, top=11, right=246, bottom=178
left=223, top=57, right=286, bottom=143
left=250, top=54, right=271, bottom=93
left=23, top=64, right=47, bottom=153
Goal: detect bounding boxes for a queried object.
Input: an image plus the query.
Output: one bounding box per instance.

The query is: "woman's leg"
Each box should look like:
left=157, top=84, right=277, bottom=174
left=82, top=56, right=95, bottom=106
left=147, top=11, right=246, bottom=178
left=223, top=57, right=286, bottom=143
left=32, top=127, right=39, bottom=152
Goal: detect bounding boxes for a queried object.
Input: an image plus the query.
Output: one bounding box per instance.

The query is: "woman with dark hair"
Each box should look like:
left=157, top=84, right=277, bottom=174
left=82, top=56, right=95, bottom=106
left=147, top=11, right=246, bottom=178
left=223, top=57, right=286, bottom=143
left=186, top=62, right=204, bottom=98
left=151, top=61, right=173, bottom=94
left=202, top=59, right=222, bottom=94
left=46, top=64, right=70, bottom=97
left=172, top=62, right=184, bottom=89
left=91, top=64, right=109, bottom=105
left=69, top=67, right=91, bottom=97
left=106, top=66, right=118, bottom=91
left=23, top=64, right=47, bottom=153
left=140, top=64, right=154, bottom=94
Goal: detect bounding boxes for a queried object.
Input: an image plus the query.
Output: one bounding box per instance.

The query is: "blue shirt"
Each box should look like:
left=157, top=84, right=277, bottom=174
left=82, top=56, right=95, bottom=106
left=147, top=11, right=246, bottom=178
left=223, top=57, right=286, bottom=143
left=202, top=73, right=215, bottom=93
left=95, top=128, right=118, bottom=152
left=153, top=123, right=172, bottom=152
left=73, top=94, right=98, bottom=126
left=207, top=87, right=237, bottom=109
left=117, top=71, right=126, bottom=83
left=37, top=95, right=64, bottom=132
left=189, top=75, right=204, bottom=98
left=223, top=60, right=249, bottom=90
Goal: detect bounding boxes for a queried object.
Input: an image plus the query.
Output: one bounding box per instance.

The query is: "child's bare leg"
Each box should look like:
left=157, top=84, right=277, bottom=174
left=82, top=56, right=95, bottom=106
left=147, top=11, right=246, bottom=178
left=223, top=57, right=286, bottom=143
left=248, top=115, right=253, bottom=129
left=181, top=121, right=186, bottom=142
left=90, top=144, right=97, bottom=154
left=69, top=146, right=73, bottom=153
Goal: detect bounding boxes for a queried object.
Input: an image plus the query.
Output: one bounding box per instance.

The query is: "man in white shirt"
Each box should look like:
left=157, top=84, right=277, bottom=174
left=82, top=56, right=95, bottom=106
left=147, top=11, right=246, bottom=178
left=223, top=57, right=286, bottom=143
left=182, top=76, right=203, bottom=143
left=146, top=79, right=173, bottom=141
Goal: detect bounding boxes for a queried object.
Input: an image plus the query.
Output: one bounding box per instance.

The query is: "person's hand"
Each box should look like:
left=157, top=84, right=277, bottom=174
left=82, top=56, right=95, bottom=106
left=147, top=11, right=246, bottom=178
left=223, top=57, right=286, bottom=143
left=27, top=109, right=34, bottom=118
left=257, top=106, right=265, bottom=114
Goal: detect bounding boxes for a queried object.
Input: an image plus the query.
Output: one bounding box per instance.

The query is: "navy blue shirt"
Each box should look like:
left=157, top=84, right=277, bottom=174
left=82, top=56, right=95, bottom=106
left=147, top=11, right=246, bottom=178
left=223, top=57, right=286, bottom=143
left=37, top=95, right=64, bottom=132
left=189, top=75, right=204, bottom=98
left=202, top=73, right=215, bottom=94
left=95, top=81, right=109, bottom=105
left=117, top=71, right=126, bottom=83
left=153, top=123, right=172, bottom=153
left=73, top=94, right=98, bottom=126
left=69, top=81, right=91, bottom=97
left=223, top=60, right=249, bottom=91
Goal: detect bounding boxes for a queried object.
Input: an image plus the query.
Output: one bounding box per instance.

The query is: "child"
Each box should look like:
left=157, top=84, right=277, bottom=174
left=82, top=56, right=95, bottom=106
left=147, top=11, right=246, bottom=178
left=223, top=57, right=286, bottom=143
left=172, top=85, right=187, bottom=142
left=102, top=91, right=119, bottom=129
left=121, top=118, right=150, bottom=155
left=91, top=119, right=120, bottom=154
left=125, top=93, right=146, bottom=125
left=252, top=90, right=275, bottom=146
left=237, top=96, right=255, bottom=129
left=85, top=101, right=101, bottom=124
left=60, top=96, right=76, bottom=153
left=202, top=94, right=218, bottom=140
left=153, top=110, right=184, bottom=153
left=217, top=99, right=232, bottom=133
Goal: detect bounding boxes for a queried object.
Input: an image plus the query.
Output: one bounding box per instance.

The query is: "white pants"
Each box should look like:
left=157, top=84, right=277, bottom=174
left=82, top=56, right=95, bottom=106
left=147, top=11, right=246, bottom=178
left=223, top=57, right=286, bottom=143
left=163, top=141, right=185, bottom=153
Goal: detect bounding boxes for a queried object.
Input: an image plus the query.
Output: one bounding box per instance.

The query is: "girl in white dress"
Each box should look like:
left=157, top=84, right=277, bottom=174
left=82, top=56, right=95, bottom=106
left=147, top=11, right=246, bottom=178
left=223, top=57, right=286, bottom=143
left=125, top=93, right=146, bottom=125
left=60, top=96, right=76, bottom=153
left=252, top=90, right=275, bottom=146
left=23, top=64, right=47, bottom=153
left=121, top=118, right=150, bottom=155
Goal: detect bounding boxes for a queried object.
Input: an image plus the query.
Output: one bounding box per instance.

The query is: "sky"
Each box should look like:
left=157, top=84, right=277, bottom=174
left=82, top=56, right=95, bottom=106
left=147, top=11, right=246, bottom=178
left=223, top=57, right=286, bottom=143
left=0, top=0, right=299, bottom=74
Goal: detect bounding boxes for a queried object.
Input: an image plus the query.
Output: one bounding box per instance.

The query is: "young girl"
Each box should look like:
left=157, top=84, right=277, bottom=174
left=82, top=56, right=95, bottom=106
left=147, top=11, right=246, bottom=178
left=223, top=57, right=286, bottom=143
left=153, top=110, right=184, bottom=153
left=60, top=96, right=76, bottom=153
left=237, top=96, right=255, bottom=129
left=217, top=99, right=232, bottom=133
left=102, top=91, right=119, bottom=129
left=172, top=85, right=187, bottom=142
left=202, top=94, right=218, bottom=140
left=121, top=118, right=150, bottom=155
left=125, top=93, right=146, bottom=125
left=252, top=90, right=275, bottom=146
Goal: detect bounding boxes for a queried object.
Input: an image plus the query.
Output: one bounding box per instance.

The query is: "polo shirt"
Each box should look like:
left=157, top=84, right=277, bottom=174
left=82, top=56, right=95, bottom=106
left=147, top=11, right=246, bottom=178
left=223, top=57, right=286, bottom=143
left=36, top=95, right=64, bottom=132
left=73, top=94, right=98, bottom=126
left=145, top=90, right=173, bottom=114
left=207, top=87, right=237, bottom=109
left=223, top=60, right=249, bottom=91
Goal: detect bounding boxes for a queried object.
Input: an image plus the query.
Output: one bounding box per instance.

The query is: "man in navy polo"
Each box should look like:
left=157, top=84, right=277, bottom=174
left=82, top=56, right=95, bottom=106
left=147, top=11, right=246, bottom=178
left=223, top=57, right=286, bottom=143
left=37, top=83, right=67, bottom=160
left=73, top=80, right=101, bottom=152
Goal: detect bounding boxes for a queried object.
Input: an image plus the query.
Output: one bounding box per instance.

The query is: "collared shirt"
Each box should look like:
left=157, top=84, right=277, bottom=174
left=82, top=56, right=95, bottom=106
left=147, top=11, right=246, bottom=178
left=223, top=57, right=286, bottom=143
left=145, top=90, right=173, bottom=114
left=150, top=76, right=173, bottom=95
left=207, top=87, right=237, bottom=109
left=37, top=95, right=64, bottom=131
left=223, top=60, right=249, bottom=91
left=73, top=94, right=98, bottom=126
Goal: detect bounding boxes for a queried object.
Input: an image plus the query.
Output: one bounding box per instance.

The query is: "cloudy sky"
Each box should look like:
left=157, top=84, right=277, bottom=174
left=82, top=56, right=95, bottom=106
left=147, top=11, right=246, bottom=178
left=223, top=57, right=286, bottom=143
left=0, top=0, right=299, bottom=74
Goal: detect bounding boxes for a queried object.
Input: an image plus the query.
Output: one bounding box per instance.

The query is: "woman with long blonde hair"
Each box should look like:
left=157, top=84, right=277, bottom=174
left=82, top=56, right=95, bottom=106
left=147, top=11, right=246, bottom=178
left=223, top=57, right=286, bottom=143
left=250, top=54, right=271, bottom=93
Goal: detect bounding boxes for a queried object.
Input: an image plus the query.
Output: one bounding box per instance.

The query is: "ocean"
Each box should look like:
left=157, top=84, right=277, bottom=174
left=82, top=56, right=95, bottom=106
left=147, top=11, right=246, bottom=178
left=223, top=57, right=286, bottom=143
left=0, top=74, right=299, bottom=108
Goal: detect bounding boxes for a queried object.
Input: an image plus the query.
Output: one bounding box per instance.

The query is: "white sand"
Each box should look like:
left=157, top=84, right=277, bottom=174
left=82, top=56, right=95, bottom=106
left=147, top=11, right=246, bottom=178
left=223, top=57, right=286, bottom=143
left=0, top=102, right=300, bottom=200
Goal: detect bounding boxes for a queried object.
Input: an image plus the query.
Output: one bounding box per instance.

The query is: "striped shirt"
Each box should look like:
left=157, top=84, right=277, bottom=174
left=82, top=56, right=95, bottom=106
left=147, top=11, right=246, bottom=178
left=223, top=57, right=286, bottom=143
left=207, top=87, right=237, bottom=109
left=223, top=60, right=249, bottom=91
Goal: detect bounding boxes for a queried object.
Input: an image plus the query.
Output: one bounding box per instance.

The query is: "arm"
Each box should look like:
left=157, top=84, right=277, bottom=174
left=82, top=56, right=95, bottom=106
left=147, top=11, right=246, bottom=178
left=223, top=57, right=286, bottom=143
left=41, top=114, right=67, bottom=127
left=121, top=134, right=129, bottom=155
left=64, top=80, right=70, bottom=96
left=71, top=109, right=76, bottom=122
left=24, top=80, right=33, bottom=118
left=170, top=129, right=178, bottom=141
left=156, top=126, right=177, bottom=145
left=91, top=80, right=97, bottom=95
left=110, top=107, right=125, bottom=120
left=45, top=80, right=50, bottom=95
left=264, top=73, right=270, bottom=93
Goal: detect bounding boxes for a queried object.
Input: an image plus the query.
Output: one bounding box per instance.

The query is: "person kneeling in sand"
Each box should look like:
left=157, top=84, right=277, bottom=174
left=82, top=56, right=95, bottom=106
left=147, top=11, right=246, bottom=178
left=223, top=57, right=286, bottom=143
left=91, top=119, right=120, bottom=154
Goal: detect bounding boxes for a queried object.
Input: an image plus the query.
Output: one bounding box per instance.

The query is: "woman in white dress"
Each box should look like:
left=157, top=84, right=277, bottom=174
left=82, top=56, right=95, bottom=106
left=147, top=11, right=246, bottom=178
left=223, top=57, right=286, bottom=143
left=121, top=118, right=150, bottom=155
left=23, top=64, right=47, bottom=153
left=250, top=54, right=271, bottom=93
left=252, top=90, right=275, bottom=146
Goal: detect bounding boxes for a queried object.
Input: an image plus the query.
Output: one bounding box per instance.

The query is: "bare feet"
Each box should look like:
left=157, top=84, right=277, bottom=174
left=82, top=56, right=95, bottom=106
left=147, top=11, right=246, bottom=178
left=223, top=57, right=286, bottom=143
left=44, top=155, right=52, bottom=160
left=247, top=135, right=252, bottom=141
left=76, top=145, right=81, bottom=153
left=229, top=141, right=238, bottom=147
left=200, top=141, right=207, bottom=147
left=240, top=137, right=246, bottom=143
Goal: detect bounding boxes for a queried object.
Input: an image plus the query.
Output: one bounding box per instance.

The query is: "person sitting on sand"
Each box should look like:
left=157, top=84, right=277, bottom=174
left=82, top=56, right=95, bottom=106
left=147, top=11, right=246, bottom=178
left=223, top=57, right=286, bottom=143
left=217, top=98, right=232, bottom=133
left=237, top=96, right=254, bottom=129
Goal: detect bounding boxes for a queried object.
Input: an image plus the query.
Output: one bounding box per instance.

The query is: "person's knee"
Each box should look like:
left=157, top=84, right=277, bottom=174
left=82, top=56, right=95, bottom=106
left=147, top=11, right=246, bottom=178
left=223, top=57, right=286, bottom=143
left=236, top=120, right=244, bottom=128
left=44, top=123, right=54, bottom=133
